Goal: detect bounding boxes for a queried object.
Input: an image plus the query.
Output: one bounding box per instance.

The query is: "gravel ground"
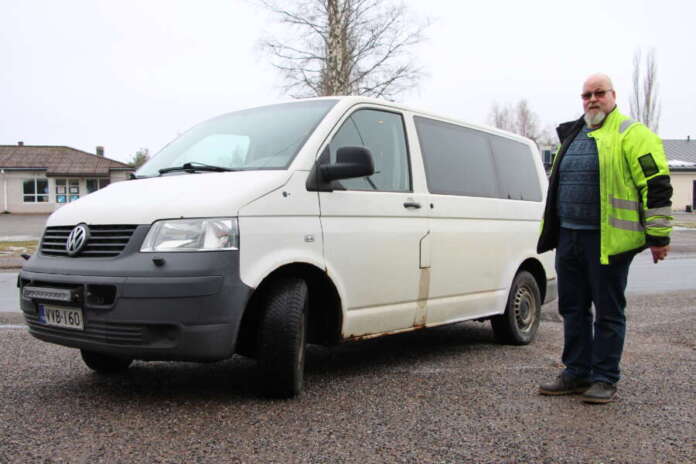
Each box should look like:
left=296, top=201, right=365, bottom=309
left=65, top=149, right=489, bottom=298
left=1, top=220, right=694, bottom=463
left=1, top=288, right=694, bottom=463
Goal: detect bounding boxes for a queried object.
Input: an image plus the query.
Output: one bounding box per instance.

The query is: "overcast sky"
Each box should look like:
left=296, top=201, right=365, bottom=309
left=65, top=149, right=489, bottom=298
left=2, top=0, right=694, bottom=164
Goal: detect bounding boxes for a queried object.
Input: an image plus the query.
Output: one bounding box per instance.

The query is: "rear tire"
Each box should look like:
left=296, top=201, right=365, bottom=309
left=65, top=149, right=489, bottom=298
left=81, top=350, right=133, bottom=374
left=257, top=277, right=308, bottom=398
left=491, top=271, right=541, bottom=345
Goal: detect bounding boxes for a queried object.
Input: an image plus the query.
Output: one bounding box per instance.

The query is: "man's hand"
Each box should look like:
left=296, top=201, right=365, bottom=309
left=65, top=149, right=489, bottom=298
left=649, top=245, right=670, bottom=263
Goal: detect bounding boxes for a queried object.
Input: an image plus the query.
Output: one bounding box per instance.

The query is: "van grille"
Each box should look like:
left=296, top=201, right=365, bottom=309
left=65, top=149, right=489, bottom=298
left=41, top=225, right=138, bottom=258
left=25, top=313, right=145, bottom=345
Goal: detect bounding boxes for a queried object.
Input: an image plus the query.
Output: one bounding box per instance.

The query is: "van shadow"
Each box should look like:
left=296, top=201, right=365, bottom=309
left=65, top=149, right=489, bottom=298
left=52, top=321, right=500, bottom=403
left=305, top=320, right=499, bottom=377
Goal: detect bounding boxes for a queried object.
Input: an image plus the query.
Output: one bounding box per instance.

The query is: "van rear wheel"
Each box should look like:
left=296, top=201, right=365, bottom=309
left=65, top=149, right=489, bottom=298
left=80, top=350, right=133, bottom=374
left=491, top=271, right=540, bottom=345
left=257, top=277, right=308, bottom=398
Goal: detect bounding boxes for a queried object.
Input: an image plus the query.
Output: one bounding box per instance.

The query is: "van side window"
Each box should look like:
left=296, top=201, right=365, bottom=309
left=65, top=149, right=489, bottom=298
left=489, top=135, right=542, bottom=201
left=329, top=109, right=411, bottom=192
left=414, top=116, right=498, bottom=198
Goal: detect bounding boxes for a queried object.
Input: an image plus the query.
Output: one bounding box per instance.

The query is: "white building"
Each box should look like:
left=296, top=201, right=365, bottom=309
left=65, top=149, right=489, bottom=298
left=663, top=138, right=696, bottom=212
left=0, top=143, right=133, bottom=214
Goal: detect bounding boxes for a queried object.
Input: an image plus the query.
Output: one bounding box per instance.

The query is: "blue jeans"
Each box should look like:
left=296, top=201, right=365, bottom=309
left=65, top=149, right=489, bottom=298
left=555, top=228, right=634, bottom=384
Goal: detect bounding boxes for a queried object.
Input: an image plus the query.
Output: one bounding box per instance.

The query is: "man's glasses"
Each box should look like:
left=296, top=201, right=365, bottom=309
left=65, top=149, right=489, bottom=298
left=581, top=89, right=612, bottom=100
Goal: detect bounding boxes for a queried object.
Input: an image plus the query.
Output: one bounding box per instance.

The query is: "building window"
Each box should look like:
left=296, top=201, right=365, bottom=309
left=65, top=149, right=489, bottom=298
left=23, top=178, right=49, bottom=203
left=86, top=178, right=110, bottom=194
left=55, top=179, right=80, bottom=203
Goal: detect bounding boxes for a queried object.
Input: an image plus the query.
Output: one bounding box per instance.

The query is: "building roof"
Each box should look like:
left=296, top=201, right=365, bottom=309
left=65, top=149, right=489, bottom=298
left=0, top=145, right=133, bottom=176
left=663, top=138, right=696, bottom=168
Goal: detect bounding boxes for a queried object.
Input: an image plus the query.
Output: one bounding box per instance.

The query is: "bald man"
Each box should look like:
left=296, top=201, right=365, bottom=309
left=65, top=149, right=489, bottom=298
left=537, top=74, right=673, bottom=404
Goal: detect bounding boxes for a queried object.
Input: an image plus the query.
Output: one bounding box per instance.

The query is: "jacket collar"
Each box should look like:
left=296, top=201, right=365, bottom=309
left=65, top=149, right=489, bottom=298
left=556, top=106, right=623, bottom=142
left=556, top=117, right=584, bottom=143
left=588, top=106, right=621, bottom=133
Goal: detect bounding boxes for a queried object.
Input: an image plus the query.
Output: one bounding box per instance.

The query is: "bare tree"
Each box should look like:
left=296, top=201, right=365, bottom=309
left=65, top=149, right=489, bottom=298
left=128, top=148, right=150, bottom=169
left=488, top=102, right=515, bottom=133
left=630, top=48, right=661, bottom=133
left=259, top=0, right=428, bottom=99
left=488, top=99, right=553, bottom=147
left=515, top=100, right=540, bottom=141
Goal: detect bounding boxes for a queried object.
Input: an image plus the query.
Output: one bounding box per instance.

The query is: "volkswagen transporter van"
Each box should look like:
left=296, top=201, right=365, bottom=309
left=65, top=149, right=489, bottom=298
left=19, top=97, right=556, bottom=397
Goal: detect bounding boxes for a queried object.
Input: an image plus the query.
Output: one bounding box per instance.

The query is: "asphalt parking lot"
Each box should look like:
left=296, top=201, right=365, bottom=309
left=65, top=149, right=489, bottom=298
left=0, top=213, right=48, bottom=240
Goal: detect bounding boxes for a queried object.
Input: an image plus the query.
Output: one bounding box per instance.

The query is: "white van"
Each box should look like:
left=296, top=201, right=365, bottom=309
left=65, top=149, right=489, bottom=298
left=19, top=97, right=556, bottom=397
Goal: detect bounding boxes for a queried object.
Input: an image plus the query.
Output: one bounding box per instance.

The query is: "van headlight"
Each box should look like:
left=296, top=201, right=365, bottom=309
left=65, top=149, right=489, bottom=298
left=140, top=218, right=239, bottom=252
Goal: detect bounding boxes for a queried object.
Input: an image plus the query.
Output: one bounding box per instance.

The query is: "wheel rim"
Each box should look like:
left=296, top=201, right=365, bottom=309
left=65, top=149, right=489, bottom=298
left=513, top=285, right=537, bottom=333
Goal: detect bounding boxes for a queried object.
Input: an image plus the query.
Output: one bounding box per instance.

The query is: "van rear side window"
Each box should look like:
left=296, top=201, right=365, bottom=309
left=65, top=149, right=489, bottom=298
left=414, top=116, right=498, bottom=198
left=488, top=135, right=542, bottom=201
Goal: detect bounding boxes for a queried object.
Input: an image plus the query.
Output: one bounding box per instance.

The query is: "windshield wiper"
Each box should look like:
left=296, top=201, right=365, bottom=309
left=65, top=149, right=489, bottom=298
left=159, top=162, right=237, bottom=175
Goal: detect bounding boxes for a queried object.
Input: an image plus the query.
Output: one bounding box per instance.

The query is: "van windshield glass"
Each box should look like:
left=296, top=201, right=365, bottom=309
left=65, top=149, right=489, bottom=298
left=136, top=100, right=337, bottom=177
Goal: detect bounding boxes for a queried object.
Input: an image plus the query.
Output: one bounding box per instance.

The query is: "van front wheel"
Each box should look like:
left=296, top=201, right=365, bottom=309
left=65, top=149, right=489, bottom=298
left=491, top=271, right=541, bottom=345
left=257, top=277, right=308, bottom=398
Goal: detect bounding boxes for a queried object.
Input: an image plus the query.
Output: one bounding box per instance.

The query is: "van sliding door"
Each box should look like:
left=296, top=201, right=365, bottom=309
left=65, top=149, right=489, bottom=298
left=413, top=116, right=509, bottom=324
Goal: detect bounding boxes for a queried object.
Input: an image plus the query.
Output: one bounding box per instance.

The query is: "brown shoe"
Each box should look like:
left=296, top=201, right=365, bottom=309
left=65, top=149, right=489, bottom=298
left=539, top=374, right=591, bottom=396
left=582, top=382, right=617, bottom=404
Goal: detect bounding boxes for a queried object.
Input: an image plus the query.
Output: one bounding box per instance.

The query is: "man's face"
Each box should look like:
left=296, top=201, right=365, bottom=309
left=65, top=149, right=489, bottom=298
left=582, top=78, right=616, bottom=118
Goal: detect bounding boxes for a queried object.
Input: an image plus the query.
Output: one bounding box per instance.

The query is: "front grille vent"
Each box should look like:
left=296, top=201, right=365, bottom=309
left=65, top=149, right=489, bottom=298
left=41, top=225, right=138, bottom=258
left=25, top=313, right=146, bottom=345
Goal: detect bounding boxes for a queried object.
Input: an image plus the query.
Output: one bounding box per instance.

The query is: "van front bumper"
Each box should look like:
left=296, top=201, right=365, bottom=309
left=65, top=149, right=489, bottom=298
left=18, top=250, right=253, bottom=362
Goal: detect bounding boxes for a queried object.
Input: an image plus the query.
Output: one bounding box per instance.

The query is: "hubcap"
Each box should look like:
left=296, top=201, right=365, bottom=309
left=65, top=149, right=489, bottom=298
left=513, top=286, right=536, bottom=333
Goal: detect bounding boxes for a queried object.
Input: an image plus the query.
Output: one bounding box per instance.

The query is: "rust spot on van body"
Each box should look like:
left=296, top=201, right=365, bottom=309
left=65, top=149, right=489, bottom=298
left=414, top=267, right=430, bottom=326
left=342, top=268, right=431, bottom=342
left=345, top=323, right=428, bottom=342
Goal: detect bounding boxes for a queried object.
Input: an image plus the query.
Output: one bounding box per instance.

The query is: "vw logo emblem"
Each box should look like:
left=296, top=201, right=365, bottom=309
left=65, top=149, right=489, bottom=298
left=66, top=224, right=90, bottom=256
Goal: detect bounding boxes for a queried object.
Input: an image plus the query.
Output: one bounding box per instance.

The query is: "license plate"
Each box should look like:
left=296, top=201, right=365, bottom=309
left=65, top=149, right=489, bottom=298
left=38, top=304, right=84, bottom=331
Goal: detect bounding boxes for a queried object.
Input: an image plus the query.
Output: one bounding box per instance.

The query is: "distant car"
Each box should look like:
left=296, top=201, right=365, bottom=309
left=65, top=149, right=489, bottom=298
left=19, top=97, right=556, bottom=397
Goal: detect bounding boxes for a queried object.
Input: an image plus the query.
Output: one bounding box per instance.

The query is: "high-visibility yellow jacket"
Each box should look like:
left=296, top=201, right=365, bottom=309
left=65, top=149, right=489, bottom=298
left=538, top=107, right=673, bottom=264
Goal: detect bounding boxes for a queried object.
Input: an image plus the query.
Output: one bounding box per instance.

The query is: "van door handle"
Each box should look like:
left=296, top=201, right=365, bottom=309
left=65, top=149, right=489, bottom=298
left=403, top=201, right=421, bottom=209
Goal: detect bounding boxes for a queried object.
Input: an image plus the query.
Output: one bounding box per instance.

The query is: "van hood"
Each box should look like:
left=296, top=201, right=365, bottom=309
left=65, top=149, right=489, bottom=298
left=47, top=170, right=291, bottom=226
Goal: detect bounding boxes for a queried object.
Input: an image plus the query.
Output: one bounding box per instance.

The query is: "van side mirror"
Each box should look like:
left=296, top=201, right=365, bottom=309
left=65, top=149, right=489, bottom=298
left=306, top=146, right=376, bottom=192
left=320, top=146, right=375, bottom=182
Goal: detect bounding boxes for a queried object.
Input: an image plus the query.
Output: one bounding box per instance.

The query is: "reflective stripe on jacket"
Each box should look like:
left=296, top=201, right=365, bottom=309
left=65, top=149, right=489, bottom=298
left=537, top=107, right=673, bottom=264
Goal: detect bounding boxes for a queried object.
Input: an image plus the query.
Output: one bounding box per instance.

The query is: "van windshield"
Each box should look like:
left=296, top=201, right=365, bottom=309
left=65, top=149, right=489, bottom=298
left=136, top=99, right=338, bottom=177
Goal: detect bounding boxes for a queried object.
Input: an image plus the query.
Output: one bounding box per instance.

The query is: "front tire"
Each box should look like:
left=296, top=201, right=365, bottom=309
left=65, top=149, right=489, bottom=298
left=81, top=350, right=133, bottom=374
left=257, top=277, right=308, bottom=398
left=491, top=271, right=541, bottom=345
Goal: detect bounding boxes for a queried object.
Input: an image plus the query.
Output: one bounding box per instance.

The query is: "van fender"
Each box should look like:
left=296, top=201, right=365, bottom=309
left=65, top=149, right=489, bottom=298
left=240, top=247, right=326, bottom=290
left=243, top=250, right=350, bottom=326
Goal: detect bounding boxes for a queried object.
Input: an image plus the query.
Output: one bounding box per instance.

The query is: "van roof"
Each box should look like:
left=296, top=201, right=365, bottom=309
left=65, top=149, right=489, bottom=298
left=280, top=96, right=538, bottom=147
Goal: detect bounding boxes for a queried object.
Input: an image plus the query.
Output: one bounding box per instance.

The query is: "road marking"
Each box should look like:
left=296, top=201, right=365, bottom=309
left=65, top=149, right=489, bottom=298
left=0, top=324, right=26, bottom=329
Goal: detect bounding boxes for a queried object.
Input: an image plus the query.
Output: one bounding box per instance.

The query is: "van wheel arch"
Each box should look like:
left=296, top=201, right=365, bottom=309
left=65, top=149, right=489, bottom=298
left=517, top=258, right=547, bottom=304
left=236, top=263, right=342, bottom=358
